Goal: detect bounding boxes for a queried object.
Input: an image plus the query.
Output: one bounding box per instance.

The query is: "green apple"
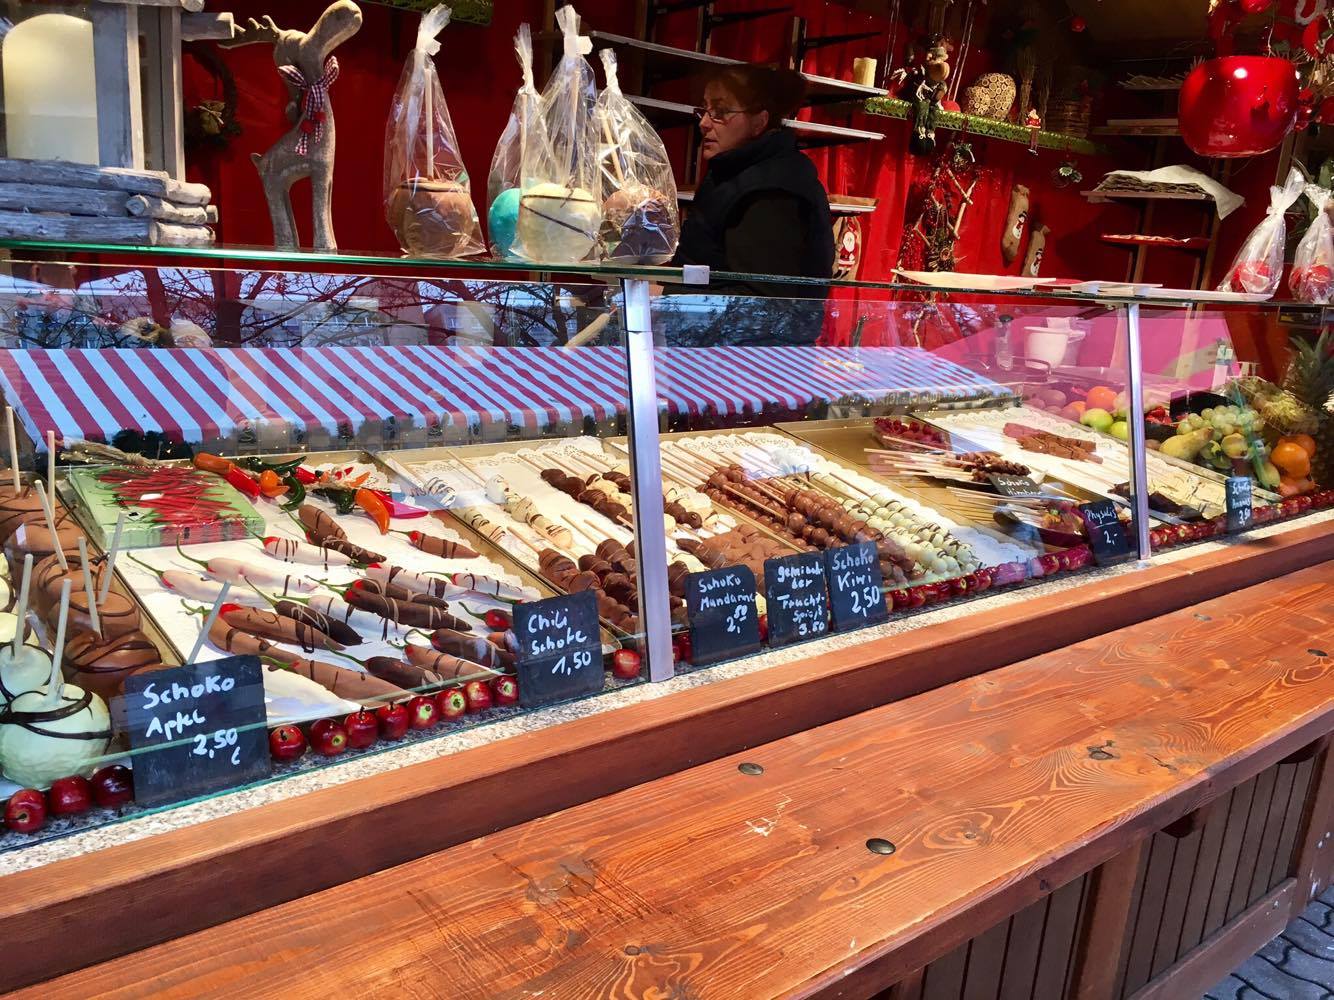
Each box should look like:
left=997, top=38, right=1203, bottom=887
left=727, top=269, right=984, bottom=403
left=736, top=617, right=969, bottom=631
left=1108, top=421, right=1129, bottom=441
left=1081, top=408, right=1114, bottom=432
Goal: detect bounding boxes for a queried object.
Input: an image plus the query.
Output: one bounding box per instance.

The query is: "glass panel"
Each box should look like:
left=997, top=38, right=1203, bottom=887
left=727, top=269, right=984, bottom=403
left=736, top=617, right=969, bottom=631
left=1137, top=303, right=1334, bottom=544
left=0, top=257, right=646, bottom=851
left=650, top=286, right=1136, bottom=670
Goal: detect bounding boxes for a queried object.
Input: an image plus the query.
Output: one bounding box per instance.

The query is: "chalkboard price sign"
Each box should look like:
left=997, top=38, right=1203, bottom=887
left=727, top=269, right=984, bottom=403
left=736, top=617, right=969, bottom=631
left=1225, top=475, right=1253, bottom=533
left=514, top=590, right=603, bottom=709
left=686, top=565, right=762, bottom=666
left=824, top=541, right=889, bottom=631
left=763, top=552, right=830, bottom=647
left=989, top=473, right=1045, bottom=498
left=123, top=655, right=270, bottom=808
left=1079, top=500, right=1133, bottom=565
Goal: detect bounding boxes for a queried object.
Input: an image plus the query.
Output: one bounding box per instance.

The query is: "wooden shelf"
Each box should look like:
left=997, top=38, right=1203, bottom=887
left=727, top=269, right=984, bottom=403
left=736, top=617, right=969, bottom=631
left=1101, top=234, right=1211, bottom=253
left=629, top=95, right=884, bottom=147
left=863, top=97, right=1105, bottom=155
left=587, top=31, right=889, bottom=104
left=1092, top=118, right=1181, bottom=137
left=1083, top=188, right=1212, bottom=204
left=678, top=188, right=878, bottom=215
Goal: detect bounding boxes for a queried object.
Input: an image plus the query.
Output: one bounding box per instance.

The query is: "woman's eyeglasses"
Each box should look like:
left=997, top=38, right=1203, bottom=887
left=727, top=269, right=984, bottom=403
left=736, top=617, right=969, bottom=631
left=693, top=106, right=747, bottom=124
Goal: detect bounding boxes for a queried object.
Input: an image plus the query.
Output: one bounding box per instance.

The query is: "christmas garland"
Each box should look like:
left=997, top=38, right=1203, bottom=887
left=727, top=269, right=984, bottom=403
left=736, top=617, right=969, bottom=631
left=865, top=97, right=1105, bottom=156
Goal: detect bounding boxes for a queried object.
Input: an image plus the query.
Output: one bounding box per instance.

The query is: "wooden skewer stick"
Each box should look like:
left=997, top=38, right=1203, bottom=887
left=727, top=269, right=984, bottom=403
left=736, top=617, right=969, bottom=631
left=97, top=512, right=126, bottom=606
left=558, top=514, right=599, bottom=548
left=40, top=581, right=72, bottom=711
left=11, top=554, right=31, bottom=658
left=5, top=407, right=18, bottom=494
left=188, top=582, right=231, bottom=665
left=77, top=537, right=101, bottom=637
left=32, top=478, right=67, bottom=571
left=46, top=431, right=56, bottom=510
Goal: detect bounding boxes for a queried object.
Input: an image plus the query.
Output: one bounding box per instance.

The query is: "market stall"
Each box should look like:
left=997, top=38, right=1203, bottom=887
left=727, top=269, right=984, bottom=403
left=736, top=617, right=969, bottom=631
left=0, top=0, right=1329, bottom=992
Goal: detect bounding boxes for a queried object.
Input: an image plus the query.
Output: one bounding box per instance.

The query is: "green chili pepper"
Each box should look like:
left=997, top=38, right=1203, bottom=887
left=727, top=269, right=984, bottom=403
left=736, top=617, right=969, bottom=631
left=279, top=477, right=306, bottom=511
left=241, top=455, right=307, bottom=475
left=313, top=487, right=357, bottom=516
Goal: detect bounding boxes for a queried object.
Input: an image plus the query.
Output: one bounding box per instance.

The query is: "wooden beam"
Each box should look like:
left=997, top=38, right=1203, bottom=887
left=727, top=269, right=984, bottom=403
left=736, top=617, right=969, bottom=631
left=0, top=210, right=212, bottom=246
left=0, top=159, right=211, bottom=205
left=91, top=3, right=145, bottom=170
left=1289, top=739, right=1334, bottom=915
left=14, top=559, right=1334, bottom=999
left=1128, top=880, right=1298, bottom=1000
left=180, top=12, right=236, bottom=41
left=0, top=525, right=1330, bottom=993
left=1068, top=841, right=1147, bottom=999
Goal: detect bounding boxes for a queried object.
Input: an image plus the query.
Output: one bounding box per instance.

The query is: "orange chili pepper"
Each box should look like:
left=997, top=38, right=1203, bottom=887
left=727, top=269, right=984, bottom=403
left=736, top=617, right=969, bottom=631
left=258, top=469, right=289, bottom=499
left=346, top=471, right=371, bottom=489
left=193, top=452, right=234, bottom=475
left=355, top=488, right=390, bottom=535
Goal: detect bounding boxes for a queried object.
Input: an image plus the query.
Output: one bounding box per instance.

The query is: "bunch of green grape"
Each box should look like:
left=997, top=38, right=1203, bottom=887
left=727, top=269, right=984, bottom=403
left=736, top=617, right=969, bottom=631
left=1178, top=405, right=1260, bottom=440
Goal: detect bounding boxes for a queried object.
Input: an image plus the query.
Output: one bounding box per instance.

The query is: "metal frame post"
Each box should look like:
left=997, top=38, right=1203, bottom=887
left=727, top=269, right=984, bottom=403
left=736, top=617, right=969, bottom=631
left=1124, top=302, right=1153, bottom=561
left=620, top=277, right=675, bottom=682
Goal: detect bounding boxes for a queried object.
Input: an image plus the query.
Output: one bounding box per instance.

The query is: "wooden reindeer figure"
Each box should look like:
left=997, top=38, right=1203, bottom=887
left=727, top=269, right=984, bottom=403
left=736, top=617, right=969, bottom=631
left=224, top=2, right=363, bottom=250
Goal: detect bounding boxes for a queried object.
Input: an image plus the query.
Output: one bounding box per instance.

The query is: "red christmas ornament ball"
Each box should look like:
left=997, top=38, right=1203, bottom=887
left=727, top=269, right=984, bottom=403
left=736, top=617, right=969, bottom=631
left=1070, top=15, right=1087, bottom=32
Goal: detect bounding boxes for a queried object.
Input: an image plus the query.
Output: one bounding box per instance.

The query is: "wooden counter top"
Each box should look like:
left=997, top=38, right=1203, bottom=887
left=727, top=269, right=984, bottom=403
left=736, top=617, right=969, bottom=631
left=29, top=561, right=1334, bottom=999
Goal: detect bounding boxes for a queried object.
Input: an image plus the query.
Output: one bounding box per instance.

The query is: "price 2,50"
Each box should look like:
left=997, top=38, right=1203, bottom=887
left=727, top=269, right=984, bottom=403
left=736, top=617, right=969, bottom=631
left=191, top=727, right=240, bottom=766
left=848, top=584, right=882, bottom=617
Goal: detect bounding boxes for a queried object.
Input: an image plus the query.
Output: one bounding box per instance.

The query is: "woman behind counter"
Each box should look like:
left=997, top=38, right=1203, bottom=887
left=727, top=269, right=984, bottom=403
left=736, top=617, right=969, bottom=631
left=673, top=65, right=835, bottom=302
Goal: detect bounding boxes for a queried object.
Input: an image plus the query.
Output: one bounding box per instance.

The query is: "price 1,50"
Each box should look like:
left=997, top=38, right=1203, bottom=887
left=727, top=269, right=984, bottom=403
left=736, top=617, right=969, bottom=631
left=191, top=728, right=240, bottom=766
left=552, top=649, right=594, bottom=676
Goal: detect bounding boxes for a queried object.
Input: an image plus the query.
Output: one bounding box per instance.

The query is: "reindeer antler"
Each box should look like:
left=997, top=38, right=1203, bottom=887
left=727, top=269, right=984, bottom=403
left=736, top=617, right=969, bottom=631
left=218, top=14, right=285, bottom=48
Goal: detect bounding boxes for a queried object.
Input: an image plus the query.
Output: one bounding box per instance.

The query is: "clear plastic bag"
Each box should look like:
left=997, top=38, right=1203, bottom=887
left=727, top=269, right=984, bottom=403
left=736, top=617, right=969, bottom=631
left=1291, top=184, right=1334, bottom=304
left=1218, top=167, right=1305, bottom=297
left=510, top=5, right=600, bottom=264
left=486, top=24, right=545, bottom=258
left=594, top=49, right=679, bottom=263
left=384, top=5, right=484, bottom=259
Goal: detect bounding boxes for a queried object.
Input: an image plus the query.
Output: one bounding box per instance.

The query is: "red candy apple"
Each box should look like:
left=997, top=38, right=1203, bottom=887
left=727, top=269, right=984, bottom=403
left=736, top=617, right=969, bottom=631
left=309, top=719, right=349, bottom=757
left=343, top=710, right=379, bottom=749
left=376, top=703, right=410, bottom=741
left=47, top=775, right=93, bottom=816
left=268, top=724, right=307, bottom=762
left=5, top=789, right=46, bottom=833
left=408, top=696, right=438, bottom=730
left=463, top=679, right=493, bottom=713
left=611, top=649, right=641, bottom=680
left=90, top=765, right=135, bottom=808
left=436, top=687, right=467, bottom=720
left=491, top=675, right=520, bottom=706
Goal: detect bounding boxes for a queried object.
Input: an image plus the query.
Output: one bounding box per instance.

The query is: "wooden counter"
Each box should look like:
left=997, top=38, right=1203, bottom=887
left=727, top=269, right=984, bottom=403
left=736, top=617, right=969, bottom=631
left=27, top=559, right=1334, bottom=999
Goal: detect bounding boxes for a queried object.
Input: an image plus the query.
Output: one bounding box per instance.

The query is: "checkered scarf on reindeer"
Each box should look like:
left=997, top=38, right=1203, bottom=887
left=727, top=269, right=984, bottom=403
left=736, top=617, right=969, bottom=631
left=279, top=56, right=340, bottom=156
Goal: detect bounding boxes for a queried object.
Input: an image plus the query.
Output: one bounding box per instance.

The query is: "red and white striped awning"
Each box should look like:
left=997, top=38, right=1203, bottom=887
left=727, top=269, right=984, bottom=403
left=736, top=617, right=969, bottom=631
left=0, top=345, right=1001, bottom=446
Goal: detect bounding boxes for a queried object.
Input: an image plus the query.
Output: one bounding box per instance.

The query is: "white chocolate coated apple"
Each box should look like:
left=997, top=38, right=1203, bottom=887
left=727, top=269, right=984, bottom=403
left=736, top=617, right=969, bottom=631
left=0, top=642, right=50, bottom=707
left=0, top=682, right=111, bottom=786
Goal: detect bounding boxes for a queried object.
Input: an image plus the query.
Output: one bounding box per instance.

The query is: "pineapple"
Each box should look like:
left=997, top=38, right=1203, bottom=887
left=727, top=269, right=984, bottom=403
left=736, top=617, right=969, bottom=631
left=1282, top=329, right=1334, bottom=486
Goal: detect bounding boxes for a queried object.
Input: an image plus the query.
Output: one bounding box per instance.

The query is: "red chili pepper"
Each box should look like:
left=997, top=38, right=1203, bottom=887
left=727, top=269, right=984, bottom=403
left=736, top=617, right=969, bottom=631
left=258, top=469, right=288, bottom=499
left=293, top=467, right=318, bottom=485
left=226, top=465, right=261, bottom=499
left=354, top=488, right=390, bottom=535
left=484, top=609, right=511, bottom=630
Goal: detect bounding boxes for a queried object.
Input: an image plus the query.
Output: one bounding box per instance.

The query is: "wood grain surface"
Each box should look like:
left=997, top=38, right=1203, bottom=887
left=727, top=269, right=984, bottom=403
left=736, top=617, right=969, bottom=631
left=26, top=560, right=1334, bottom=1000
left=4, top=510, right=1329, bottom=994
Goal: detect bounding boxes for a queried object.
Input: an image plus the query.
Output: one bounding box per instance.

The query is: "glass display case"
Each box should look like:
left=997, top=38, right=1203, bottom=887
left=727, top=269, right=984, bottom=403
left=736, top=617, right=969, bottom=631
left=0, top=241, right=1328, bottom=852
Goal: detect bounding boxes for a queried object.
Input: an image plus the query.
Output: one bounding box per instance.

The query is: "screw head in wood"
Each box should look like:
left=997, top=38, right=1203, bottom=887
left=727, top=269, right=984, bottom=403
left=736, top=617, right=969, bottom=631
left=738, top=762, right=764, bottom=776
left=866, top=837, right=896, bottom=855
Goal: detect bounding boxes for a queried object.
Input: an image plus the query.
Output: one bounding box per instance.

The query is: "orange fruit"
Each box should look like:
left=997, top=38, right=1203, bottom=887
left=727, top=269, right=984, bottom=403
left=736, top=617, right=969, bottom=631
left=1060, top=401, right=1086, bottom=421
left=1271, top=440, right=1312, bottom=478
left=1086, top=386, right=1117, bottom=411
left=1290, top=433, right=1317, bottom=459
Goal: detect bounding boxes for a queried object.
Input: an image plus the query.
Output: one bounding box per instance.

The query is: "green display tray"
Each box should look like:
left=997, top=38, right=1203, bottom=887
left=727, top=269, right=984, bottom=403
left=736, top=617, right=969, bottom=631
left=66, top=465, right=266, bottom=550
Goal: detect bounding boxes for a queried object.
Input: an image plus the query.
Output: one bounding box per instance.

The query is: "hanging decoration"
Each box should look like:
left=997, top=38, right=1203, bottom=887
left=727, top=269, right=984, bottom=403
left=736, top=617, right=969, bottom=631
left=897, top=141, right=980, bottom=276
left=1023, top=223, right=1050, bottom=277
left=892, top=35, right=954, bottom=155
left=832, top=216, right=864, bottom=280
left=1001, top=184, right=1029, bottom=264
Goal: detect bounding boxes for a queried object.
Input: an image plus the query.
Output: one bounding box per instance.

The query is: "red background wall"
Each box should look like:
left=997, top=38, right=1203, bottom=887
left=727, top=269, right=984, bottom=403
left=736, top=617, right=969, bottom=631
left=181, top=1, right=1288, bottom=309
